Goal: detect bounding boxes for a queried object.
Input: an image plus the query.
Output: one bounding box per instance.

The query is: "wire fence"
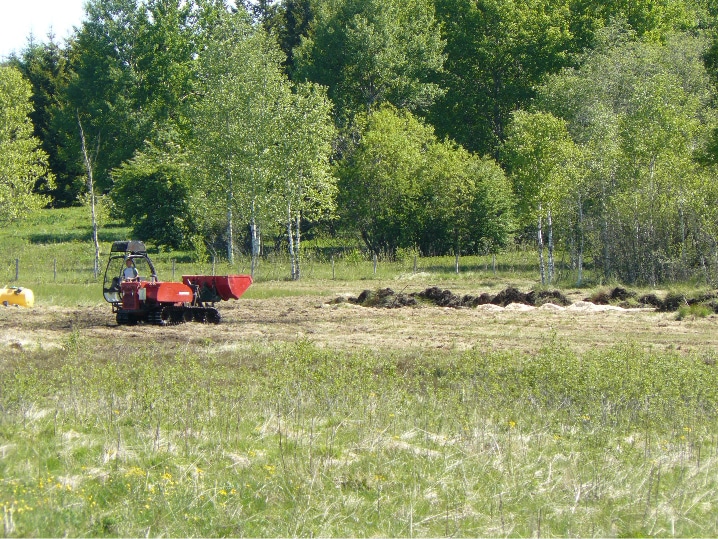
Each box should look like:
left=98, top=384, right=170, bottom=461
left=1, top=248, right=544, bottom=286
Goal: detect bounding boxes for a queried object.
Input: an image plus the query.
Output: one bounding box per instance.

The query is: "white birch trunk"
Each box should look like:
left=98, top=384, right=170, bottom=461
left=227, top=171, right=234, bottom=265
left=547, top=208, right=554, bottom=284
left=78, top=114, right=100, bottom=279
left=250, top=200, right=260, bottom=278
left=577, top=196, right=584, bottom=286
left=537, top=210, right=545, bottom=286
left=287, top=202, right=297, bottom=280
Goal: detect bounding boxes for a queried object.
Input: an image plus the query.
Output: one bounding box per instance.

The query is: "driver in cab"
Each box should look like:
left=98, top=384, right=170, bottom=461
left=122, top=258, right=139, bottom=281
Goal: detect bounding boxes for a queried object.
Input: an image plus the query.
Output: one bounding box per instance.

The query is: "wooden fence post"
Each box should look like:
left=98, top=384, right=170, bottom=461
left=15, top=258, right=19, bottom=281
left=331, top=255, right=335, bottom=280
left=54, top=258, right=57, bottom=281
left=373, top=253, right=377, bottom=275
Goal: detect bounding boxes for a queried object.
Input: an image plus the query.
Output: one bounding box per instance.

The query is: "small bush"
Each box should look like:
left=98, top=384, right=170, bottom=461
left=676, top=303, right=713, bottom=320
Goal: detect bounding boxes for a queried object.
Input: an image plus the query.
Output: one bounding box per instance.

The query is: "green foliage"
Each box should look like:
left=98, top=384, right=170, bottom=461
left=10, top=40, right=74, bottom=205
left=569, top=0, right=709, bottom=48
left=111, top=135, right=195, bottom=249
left=294, top=0, right=445, bottom=121
left=337, top=106, right=432, bottom=252
left=273, top=0, right=314, bottom=76
left=676, top=303, right=712, bottom=320
left=338, top=106, right=514, bottom=256
left=419, top=137, right=515, bottom=255
left=54, top=0, right=225, bottom=198
left=431, top=0, right=575, bottom=156
left=503, top=110, right=579, bottom=226
left=0, top=66, right=54, bottom=223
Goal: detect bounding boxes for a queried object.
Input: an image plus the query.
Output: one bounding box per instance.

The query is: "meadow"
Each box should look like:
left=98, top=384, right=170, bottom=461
left=1, top=208, right=717, bottom=537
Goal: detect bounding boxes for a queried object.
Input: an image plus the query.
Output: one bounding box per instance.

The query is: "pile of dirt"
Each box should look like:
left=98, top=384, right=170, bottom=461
left=343, top=286, right=570, bottom=309
left=345, top=288, right=417, bottom=308
left=587, top=286, right=636, bottom=305
left=637, top=293, right=663, bottom=309
left=656, top=290, right=718, bottom=313
left=416, top=287, right=491, bottom=308
left=339, top=285, right=718, bottom=313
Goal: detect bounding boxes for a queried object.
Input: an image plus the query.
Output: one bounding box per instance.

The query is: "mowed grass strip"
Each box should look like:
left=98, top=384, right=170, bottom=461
left=1, top=336, right=717, bottom=537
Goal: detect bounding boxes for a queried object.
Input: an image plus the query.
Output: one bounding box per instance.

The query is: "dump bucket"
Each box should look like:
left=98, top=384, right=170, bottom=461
left=182, top=275, right=253, bottom=302
left=1, top=286, right=34, bottom=307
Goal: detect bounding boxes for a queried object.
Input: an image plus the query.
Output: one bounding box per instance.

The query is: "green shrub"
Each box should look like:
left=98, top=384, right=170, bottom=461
left=676, top=303, right=713, bottom=320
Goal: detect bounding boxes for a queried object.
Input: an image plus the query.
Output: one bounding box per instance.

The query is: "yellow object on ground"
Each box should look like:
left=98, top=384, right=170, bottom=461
left=0, top=286, right=34, bottom=307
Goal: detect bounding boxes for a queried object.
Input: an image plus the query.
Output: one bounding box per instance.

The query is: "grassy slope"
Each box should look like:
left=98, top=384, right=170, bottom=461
left=1, top=208, right=717, bottom=537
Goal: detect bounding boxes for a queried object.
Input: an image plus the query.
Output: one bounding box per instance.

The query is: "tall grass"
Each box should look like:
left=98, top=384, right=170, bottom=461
left=1, top=338, right=717, bottom=536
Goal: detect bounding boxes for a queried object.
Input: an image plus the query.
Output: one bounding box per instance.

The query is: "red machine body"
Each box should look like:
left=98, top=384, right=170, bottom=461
left=120, top=281, right=194, bottom=310
left=103, top=241, right=252, bottom=325
left=182, top=275, right=253, bottom=301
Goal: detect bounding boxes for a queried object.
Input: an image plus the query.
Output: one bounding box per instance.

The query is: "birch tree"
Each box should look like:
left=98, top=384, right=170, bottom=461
left=503, top=110, right=579, bottom=284
left=190, top=14, right=286, bottom=267
left=77, top=114, right=102, bottom=277
left=190, top=11, right=336, bottom=275
left=273, top=83, right=335, bottom=280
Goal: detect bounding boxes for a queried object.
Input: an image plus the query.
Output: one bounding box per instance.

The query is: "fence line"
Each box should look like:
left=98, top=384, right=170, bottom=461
left=3, top=249, right=542, bottom=285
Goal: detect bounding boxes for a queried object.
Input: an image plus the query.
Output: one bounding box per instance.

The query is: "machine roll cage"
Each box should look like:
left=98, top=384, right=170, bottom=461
left=103, top=240, right=159, bottom=304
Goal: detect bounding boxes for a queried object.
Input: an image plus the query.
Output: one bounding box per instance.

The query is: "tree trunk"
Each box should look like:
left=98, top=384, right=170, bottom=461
left=577, top=195, right=584, bottom=286
left=287, top=202, right=297, bottom=280
left=601, top=173, right=611, bottom=279
left=250, top=200, right=260, bottom=278
left=547, top=208, right=554, bottom=284
left=227, top=170, right=234, bottom=265
left=537, top=212, right=545, bottom=286
left=295, top=212, right=302, bottom=280
left=77, top=114, right=100, bottom=279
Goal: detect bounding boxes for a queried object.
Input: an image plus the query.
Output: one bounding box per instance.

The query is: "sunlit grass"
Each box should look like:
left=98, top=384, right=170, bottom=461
left=1, top=338, right=717, bottom=536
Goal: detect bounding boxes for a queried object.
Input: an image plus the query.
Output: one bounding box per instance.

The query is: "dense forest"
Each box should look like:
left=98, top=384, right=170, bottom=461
left=1, top=0, right=718, bottom=285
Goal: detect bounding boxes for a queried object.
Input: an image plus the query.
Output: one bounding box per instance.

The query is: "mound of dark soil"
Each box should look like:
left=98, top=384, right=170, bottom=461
left=349, top=288, right=416, bottom=308
left=588, top=287, right=636, bottom=305
left=587, top=290, right=610, bottom=305
left=491, top=287, right=533, bottom=307
left=637, top=293, right=664, bottom=309
left=345, top=286, right=571, bottom=309
left=660, top=292, right=687, bottom=312
left=340, top=286, right=718, bottom=313
left=460, top=293, right=494, bottom=308
left=535, top=290, right=571, bottom=307
left=656, top=291, right=718, bottom=313
left=610, top=287, right=635, bottom=301
left=417, top=287, right=463, bottom=307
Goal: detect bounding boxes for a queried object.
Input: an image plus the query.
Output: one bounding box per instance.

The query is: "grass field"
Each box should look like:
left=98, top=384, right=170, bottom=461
left=1, top=208, right=718, bottom=537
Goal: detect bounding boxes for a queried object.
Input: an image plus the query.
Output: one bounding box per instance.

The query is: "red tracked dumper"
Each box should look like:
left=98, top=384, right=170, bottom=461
left=103, top=241, right=252, bottom=325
